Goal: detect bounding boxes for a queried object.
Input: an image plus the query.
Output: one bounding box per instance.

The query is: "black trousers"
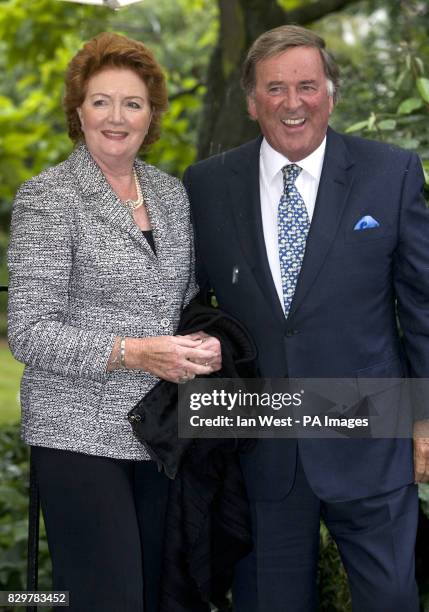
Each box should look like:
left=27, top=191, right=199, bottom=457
left=31, top=446, right=169, bottom=612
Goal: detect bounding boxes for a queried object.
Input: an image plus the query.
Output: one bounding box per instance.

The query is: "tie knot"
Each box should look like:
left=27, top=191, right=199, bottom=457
left=282, top=164, right=301, bottom=186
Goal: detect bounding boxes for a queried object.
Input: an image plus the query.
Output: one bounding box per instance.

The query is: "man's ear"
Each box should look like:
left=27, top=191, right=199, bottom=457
left=247, top=95, right=258, bottom=121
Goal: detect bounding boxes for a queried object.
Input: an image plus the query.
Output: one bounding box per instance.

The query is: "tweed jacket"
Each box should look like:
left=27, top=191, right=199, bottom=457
left=7, top=144, right=198, bottom=460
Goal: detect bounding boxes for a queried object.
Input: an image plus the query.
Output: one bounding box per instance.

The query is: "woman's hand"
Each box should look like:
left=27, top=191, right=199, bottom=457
left=181, top=332, right=222, bottom=373
left=125, top=335, right=219, bottom=383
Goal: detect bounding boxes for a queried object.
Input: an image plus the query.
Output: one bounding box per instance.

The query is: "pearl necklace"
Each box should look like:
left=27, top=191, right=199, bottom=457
left=122, top=169, right=144, bottom=211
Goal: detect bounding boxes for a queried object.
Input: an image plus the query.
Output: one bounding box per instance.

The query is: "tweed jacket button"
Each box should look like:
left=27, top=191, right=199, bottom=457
left=160, top=318, right=170, bottom=328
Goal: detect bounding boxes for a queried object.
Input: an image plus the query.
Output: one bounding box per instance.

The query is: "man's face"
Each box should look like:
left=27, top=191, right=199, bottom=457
left=247, top=46, right=334, bottom=162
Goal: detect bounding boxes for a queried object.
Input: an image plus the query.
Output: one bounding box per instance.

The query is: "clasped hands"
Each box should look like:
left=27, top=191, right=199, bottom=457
left=126, top=331, right=221, bottom=384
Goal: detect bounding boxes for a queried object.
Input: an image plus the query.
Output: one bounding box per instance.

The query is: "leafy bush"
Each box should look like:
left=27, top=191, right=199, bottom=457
left=0, top=424, right=51, bottom=611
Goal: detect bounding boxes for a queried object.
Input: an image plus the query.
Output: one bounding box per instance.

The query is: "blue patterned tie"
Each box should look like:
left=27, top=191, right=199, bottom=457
left=278, top=164, right=310, bottom=317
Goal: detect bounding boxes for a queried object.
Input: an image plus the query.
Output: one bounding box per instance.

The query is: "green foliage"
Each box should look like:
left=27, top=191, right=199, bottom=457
left=318, top=523, right=351, bottom=611
left=119, top=0, right=218, bottom=175
left=0, top=425, right=51, bottom=608
left=417, top=77, right=429, bottom=104
left=0, top=0, right=217, bottom=228
left=322, top=0, right=429, bottom=194
left=343, top=48, right=429, bottom=155
left=397, top=98, right=423, bottom=115
left=0, top=341, right=23, bottom=425
left=420, top=484, right=429, bottom=519
left=0, top=0, right=111, bottom=228
left=278, top=0, right=314, bottom=10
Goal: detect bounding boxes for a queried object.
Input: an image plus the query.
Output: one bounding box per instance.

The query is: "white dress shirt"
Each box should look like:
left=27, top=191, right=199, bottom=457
left=259, top=136, right=327, bottom=313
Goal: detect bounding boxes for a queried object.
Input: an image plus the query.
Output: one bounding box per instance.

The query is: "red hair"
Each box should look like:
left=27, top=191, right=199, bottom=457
left=64, top=32, right=168, bottom=148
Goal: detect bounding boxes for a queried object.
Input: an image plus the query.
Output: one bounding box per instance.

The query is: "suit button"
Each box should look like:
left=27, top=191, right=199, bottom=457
left=160, top=318, right=170, bottom=328
left=285, top=329, right=299, bottom=337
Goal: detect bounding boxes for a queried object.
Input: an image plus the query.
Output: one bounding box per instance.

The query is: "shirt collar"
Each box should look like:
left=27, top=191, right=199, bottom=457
left=260, top=136, right=327, bottom=184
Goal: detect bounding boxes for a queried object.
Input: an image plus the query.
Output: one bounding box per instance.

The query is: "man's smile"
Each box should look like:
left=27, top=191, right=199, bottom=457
left=281, top=118, right=306, bottom=126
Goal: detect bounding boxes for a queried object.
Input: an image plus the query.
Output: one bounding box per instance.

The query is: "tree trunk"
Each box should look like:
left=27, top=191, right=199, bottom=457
left=197, top=0, right=360, bottom=160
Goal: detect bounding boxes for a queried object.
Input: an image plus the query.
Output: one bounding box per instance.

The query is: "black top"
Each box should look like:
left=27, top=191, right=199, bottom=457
left=142, top=229, right=156, bottom=254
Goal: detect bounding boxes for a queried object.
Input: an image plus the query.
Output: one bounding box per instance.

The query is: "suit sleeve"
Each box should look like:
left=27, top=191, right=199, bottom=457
left=393, top=153, right=429, bottom=418
left=7, top=180, right=116, bottom=382
left=183, top=166, right=211, bottom=297
left=177, top=177, right=199, bottom=307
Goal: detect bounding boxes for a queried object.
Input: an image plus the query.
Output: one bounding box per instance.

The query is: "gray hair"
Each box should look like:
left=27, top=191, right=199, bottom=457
left=241, top=25, right=340, bottom=103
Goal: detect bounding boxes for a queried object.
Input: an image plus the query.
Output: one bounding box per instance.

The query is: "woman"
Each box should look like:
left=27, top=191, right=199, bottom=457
left=7, top=32, right=220, bottom=612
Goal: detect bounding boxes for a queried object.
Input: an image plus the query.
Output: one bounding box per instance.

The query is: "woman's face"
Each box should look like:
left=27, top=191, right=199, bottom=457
left=77, top=67, right=152, bottom=167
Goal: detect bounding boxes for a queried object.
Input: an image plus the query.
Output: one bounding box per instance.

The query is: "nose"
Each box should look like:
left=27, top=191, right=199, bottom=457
left=108, top=101, right=124, bottom=124
left=283, top=88, right=301, bottom=111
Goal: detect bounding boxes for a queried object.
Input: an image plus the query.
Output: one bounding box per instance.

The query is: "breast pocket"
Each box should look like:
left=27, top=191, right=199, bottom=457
left=344, top=226, right=393, bottom=244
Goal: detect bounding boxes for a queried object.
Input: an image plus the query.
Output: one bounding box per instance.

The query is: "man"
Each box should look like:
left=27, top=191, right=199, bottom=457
left=184, top=25, right=429, bottom=611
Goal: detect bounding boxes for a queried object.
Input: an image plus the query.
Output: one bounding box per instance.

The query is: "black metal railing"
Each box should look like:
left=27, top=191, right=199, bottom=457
left=0, top=284, right=40, bottom=611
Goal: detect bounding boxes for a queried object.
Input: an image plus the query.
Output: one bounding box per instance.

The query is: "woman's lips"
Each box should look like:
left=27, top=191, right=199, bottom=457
left=101, top=131, right=128, bottom=140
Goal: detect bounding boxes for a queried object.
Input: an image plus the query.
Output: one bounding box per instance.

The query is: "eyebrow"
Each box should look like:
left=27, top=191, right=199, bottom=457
left=88, top=93, right=145, bottom=100
left=265, top=79, right=318, bottom=87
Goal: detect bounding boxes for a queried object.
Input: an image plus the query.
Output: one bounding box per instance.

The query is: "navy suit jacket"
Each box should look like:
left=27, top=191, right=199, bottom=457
left=184, top=128, right=429, bottom=502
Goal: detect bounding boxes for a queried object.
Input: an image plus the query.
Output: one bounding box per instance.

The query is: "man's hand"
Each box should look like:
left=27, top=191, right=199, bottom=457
left=413, top=420, right=429, bottom=483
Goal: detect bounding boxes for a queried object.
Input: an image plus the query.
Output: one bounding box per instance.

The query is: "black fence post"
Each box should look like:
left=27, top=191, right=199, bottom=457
left=0, top=285, right=40, bottom=610
left=26, top=447, right=40, bottom=612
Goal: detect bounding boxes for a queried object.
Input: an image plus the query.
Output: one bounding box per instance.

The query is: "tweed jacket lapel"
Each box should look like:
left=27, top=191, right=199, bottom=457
left=67, top=144, right=159, bottom=260
left=133, top=160, right=170, bottom=263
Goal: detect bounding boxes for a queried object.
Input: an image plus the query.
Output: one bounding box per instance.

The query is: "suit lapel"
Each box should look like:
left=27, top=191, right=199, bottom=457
left=288, top=128, right=355, bottom=317
left=228, top=138, right=286, bottom=326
